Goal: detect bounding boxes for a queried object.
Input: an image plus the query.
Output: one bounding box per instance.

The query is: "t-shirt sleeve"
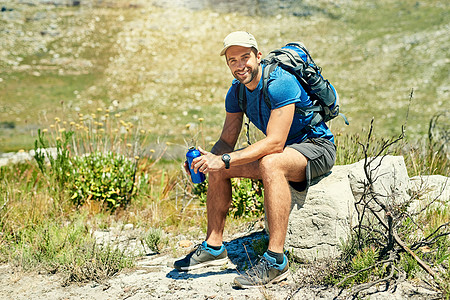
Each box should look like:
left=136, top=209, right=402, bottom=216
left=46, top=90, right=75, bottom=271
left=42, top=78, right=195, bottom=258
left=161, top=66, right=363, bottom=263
left=225, top=81, right=243, bottom=113
left=267, top=71, right=306, bottom=109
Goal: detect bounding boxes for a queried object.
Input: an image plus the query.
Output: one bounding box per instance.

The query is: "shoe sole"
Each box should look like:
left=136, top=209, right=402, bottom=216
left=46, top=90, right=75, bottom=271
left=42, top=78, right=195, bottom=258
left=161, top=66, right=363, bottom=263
left=176, top=257, right=229, bottom=271
left=233, top=269, right=289, bottom=289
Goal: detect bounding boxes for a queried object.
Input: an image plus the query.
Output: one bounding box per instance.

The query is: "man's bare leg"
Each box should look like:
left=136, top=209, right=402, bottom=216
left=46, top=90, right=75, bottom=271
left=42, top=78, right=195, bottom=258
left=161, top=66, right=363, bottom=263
left=259, top=147, right=307, bottom=253
left=205, top=161, right=261, bottom=247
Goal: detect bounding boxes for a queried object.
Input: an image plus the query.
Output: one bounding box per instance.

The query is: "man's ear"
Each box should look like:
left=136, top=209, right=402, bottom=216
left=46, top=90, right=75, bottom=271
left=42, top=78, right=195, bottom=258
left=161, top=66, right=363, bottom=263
left=256, top=51, right=262, bottom=63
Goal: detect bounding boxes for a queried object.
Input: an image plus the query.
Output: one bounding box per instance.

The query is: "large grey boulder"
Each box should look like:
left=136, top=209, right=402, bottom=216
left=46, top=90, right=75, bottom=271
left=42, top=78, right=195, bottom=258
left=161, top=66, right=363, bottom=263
left=285, top=165, right=356, bottom=261
left=285, top=156, right=412, bottom=262
left=347, top=155, right=411, bottom=204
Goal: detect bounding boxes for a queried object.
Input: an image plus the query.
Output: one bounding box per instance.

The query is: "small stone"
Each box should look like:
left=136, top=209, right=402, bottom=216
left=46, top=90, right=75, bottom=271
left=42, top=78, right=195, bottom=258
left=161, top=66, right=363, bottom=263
left=123, top=224, right=134, bottom=230
left=179, top=240, right=192, bottom=248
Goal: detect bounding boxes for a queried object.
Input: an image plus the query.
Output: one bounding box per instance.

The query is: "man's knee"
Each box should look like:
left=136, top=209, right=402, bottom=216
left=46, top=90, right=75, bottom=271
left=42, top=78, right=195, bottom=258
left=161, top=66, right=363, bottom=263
left=259, top=153, right=283, bottom=175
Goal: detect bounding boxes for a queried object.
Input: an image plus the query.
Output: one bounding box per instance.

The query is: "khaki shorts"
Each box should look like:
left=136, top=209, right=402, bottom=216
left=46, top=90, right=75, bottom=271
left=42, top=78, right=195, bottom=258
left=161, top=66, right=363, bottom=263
left=287, top=138, right=336, bottom=191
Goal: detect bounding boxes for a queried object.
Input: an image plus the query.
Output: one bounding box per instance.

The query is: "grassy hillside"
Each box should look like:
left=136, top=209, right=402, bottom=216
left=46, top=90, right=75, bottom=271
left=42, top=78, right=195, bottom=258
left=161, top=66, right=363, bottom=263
left=0, top=1, right=448, bottom=292
left=0, top=0, right=448, bottom=153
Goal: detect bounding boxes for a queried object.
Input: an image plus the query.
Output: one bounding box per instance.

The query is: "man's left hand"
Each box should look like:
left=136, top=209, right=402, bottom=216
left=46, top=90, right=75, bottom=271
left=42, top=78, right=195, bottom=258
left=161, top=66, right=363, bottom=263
left=192, top=147, right=225, bottom=174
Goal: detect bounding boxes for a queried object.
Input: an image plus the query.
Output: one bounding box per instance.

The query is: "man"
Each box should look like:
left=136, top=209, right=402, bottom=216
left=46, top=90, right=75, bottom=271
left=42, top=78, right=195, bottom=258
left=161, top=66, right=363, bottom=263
left=174, top=31, right=336, bottom=288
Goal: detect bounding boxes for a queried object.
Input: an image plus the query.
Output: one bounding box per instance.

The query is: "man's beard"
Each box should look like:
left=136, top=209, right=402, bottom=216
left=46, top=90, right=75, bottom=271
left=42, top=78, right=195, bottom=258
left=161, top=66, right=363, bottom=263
left=234, top=66, right=259, bottom=85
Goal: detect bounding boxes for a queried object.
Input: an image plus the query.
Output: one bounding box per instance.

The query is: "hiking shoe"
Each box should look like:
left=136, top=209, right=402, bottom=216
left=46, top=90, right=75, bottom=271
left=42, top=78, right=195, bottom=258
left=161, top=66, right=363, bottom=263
left=234, top=252, right=289, bottom=288
left=173, top=241, right=228, bottom=271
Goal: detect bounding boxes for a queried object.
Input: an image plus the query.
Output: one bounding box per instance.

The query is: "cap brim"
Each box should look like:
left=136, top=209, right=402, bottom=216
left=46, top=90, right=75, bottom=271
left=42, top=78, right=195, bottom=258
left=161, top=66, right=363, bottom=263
left=220, top=43, right=257, bottom=56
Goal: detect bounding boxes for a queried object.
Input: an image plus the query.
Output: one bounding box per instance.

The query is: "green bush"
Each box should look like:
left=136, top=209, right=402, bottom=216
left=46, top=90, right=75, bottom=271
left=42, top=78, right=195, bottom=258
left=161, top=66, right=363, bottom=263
left=230, top=178, right=264, bottom=219
left=69, top=151, right=137, bottom=210
left=34, top=124, right=141, bottom=211
left=194, top=178, right=264, bottom=219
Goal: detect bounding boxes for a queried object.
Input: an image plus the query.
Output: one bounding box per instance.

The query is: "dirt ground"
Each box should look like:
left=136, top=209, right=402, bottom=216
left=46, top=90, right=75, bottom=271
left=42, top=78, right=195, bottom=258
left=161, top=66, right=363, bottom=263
left=0, top=229, right=442, bottom=300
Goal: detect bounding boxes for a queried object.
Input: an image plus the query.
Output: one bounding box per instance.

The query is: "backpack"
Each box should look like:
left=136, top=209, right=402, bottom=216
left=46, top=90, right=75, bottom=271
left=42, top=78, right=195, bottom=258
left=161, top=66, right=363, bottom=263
left=238, top=42, right=348, bottom=141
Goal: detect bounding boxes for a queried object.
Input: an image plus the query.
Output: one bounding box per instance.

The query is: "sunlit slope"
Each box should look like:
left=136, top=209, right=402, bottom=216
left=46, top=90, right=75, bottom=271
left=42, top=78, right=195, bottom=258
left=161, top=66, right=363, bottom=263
left=0, top=0, right=448, bottom=152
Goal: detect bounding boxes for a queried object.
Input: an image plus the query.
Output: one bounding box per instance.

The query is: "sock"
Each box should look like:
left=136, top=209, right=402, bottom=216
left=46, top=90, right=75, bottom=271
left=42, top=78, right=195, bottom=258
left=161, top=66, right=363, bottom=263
left=206, top=243, right=222, bottom=251
left=266, top=249, right=284, bottom=265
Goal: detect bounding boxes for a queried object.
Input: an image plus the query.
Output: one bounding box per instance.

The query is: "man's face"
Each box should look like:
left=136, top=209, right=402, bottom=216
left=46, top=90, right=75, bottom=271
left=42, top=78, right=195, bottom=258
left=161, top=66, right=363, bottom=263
left=225, top=46, right=262, bottom=86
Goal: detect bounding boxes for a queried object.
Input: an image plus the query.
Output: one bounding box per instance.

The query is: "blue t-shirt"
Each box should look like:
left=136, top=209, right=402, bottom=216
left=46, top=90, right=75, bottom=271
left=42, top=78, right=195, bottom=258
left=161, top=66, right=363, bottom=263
left=225, top=65, right=334, bottom=145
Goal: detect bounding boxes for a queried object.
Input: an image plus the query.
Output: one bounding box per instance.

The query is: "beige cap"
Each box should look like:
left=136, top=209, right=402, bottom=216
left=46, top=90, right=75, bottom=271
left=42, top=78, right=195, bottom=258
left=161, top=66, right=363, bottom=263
left=220, top=31, right=258, bottom=56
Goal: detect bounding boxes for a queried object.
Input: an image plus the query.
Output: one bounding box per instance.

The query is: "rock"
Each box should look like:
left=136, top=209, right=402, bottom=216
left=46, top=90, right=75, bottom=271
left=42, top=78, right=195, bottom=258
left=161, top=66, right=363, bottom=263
left=347, top=155, right=411, bottom=204
left=409, top=175, right=449, bottom=202
left=123, top=223, right=134, bottom=230
left=285, top=165, right=356, bottom=261
left=178, top=240, right=192, bottom=248
left=285, top=156, right=416, bottom=262
left=0, top=148, right=57, bottom=167
left=408, top=175, right=449, bottom=212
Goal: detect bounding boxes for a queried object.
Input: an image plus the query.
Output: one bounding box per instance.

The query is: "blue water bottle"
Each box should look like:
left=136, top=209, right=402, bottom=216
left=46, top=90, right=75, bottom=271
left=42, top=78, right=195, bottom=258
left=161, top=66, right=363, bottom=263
left=186, top=147, right=206, bottom=183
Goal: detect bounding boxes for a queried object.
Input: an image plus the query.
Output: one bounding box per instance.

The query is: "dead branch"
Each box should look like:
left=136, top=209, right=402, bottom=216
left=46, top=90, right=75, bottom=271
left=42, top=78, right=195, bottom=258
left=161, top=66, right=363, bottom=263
left=361, top=194, right=439, bottom=281
left=351, top=263, right=396, bottom=296
left=411, top=222, right=450, bottom=250
left=343, top=111, right=448, bottom=295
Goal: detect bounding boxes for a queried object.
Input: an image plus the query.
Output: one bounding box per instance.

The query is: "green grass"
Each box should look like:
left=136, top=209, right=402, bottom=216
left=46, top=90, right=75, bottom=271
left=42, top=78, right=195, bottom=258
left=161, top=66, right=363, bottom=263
left=0, top=4, right=135, bottom=152
left=2, top=0, right=448, bottom=153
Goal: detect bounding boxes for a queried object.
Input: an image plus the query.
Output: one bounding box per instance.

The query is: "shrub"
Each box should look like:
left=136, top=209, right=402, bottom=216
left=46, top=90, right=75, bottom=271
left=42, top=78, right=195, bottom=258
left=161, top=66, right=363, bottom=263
left=33, top=111, right=150, bottom=211
left=194, top=178, right=264, bottom=219
left=230, top=178, right=264, bottom=219
left=69, top=151, right=137, bottom=210
left=141, top=227, right=166, bottom=253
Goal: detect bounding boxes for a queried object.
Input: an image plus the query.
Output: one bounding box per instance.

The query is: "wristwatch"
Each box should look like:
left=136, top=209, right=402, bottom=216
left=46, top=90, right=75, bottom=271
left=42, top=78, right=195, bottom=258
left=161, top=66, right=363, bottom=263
left=221, top=153, right=231, bottom=169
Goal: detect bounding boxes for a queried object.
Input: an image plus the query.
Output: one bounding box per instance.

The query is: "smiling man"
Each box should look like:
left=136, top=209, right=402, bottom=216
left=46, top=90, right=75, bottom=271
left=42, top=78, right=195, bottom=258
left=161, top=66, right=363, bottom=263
left=173, top=31, right=336, bottom=288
